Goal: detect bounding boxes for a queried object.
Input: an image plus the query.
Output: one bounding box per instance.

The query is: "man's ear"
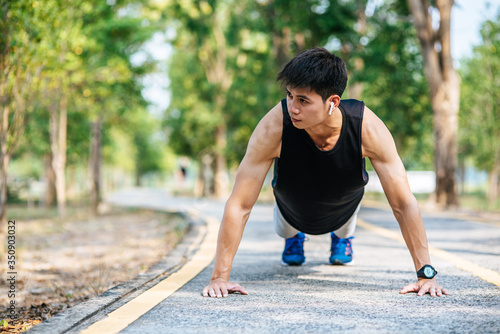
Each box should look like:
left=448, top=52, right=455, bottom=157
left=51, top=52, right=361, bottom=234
left=329, top=95, right=341, bottom=108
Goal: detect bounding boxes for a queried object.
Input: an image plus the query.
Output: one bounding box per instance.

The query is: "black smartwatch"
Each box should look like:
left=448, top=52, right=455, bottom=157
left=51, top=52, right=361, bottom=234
left=417, top=265, right=437, bottom=279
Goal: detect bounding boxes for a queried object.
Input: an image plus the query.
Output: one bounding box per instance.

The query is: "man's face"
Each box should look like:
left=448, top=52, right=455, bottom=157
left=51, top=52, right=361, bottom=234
left=286, top=86, right=329, bottom=129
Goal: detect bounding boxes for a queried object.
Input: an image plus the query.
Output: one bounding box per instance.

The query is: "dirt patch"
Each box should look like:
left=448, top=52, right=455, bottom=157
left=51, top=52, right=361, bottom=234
left=0, top=208, right=189, bottom=333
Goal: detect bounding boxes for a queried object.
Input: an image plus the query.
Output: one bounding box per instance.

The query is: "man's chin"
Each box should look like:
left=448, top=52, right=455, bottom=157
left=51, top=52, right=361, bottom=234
left=292, top=122, right=305, bottom=129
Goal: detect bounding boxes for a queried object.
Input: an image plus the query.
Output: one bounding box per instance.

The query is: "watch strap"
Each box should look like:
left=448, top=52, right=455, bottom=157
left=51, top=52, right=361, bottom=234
left=417, top=265, right=437, bottom=279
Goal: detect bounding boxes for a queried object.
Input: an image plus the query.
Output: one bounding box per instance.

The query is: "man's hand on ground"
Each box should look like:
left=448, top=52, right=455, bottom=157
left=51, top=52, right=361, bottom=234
left=400, top=278, right=449, bottom=297
left=202, top=278, right=248, bottom=298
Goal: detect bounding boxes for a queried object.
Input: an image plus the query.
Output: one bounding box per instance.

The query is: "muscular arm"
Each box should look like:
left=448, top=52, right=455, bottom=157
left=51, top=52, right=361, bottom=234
left=203, top=103, right=283, bottom=298
left=362, top=107, right=448, bottom=296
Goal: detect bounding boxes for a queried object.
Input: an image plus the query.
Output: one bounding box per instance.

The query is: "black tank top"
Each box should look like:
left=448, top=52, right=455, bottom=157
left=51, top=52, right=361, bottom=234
left=272, top=98, right=369, bottom=235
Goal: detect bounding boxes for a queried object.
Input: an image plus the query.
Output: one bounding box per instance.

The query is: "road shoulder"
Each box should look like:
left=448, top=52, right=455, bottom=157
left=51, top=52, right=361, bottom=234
left=27, top=209, right=208, bottom=334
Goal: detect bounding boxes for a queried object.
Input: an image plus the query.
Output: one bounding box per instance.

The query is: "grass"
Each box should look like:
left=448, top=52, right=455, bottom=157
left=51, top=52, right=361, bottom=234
left=5, top=201, right=144, bottom=222
left=0, top=207, right=190, bottom=333
left=363, top=191, right=500, bottom=213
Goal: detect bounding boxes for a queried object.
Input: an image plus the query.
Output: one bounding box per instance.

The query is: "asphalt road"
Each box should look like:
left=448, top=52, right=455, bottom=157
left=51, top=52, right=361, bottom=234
left=30, top=188, right=500, bottom=333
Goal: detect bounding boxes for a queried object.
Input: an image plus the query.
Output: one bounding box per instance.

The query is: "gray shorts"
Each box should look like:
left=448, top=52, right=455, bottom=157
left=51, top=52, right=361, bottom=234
left=273, top=201, right=362, bottom=239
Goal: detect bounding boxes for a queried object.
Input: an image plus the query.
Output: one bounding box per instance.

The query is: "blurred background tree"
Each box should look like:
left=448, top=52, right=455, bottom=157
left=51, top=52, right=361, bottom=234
left=459, top=12, right=500, bottom=207
left=2, top=0, right=499, bottom=219
left=165, top=0, right=357, bottom=197
left=356, top=0, right=433, bottom=170
left=3, top=0, right=169, bottom=220
left=407, top=0, right=460, bottom=207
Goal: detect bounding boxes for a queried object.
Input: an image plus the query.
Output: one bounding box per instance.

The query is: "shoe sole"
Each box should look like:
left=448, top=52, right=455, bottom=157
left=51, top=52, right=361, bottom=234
left=281, top=260, right=306, bottom=266
left=329, top=258, right=355, bottom=266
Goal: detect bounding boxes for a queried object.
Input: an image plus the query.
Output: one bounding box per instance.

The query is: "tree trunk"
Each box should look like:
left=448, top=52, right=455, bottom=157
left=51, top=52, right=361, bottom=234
left=273, top=26, right=292, bottom=70
left=457, top=155, right=465, bottom=195
left=50, top=93, right=68, bottom=220
left=432, top=79, right=460, bottom=206
left=89, top=116, right=102, bottom=216
left=200, top=153, right=214, bottom=197
left=407, top=0, right=459, bottom=207
left=44, top=153, right=56, bottom=207
left=213, top=124, right=228, bottom=198
left=488, top=159, right=500, bottom=206
left=197, top=12, right=232, bottom=199
left=135, top=171, right=141, bottom=187
left=348, top=0, right=367, bottom=100
left=0, top=104, right=9, bottom=223
left=0, top=153, right=8, bottom=222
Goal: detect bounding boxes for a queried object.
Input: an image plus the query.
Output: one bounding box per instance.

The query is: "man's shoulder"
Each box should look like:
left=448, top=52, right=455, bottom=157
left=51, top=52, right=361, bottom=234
left=340, top=99, right=365, bottom=118
left=259, top=101, right=283, bottom=133
left=246, top=101, right=283, bottom=158
left=340, top=98, right=364, bottom=104
left=360, top=105, right=396, bottom=159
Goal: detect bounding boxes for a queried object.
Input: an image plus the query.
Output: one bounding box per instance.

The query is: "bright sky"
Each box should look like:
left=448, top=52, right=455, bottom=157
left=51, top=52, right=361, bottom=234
left=451, top=0, right=500, bottom=64
left=141, top=1, right=500, bottom=112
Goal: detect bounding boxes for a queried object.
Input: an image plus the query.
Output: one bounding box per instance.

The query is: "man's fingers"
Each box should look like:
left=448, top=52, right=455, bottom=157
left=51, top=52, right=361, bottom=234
left=402, top=280, right=448, bottom=297
left=228, top=283, right=248, bottom=295
left=202, top=281, right=248, bottom=298
left=400, top=284, right=419, bottom=294
left=417, top=285, right=428, bottom=296
left=418, top=287, right=429, bottom=296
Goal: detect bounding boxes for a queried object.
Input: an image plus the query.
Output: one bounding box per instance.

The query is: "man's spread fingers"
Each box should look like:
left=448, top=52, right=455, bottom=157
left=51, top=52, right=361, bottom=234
left=400, top=284, right=418, bottom=294
left=229, top=283, right=248, bottom=295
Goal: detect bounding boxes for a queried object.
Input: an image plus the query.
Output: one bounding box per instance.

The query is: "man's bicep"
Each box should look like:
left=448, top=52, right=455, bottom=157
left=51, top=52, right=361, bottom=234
left=371, top=152, right=414, bottom=210
left=230, top=154, right=273, bottom=211
left=364, top=111, right=413, bottom=208
left=228, top=101, right=282, bottom=210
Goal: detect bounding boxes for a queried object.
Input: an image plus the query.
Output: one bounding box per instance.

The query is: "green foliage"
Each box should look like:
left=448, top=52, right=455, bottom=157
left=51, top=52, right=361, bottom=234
left=165, top=0, right=358, bottom=167
left=356, top=0, right=433, bottom=170
left=10, top=0, right=169, bottom=190
left=459, top=12, right=500, bottom=173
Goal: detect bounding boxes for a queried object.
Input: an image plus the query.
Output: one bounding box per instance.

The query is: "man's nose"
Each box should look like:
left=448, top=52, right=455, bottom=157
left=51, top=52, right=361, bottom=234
left=289, top=100, right=299, bottom=114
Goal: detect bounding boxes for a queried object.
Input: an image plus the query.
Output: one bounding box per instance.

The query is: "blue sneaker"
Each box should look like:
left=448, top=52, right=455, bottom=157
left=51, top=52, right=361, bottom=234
left=281, top=232, right=306, bottom=266
left=329, top=233, right=354, bottom=265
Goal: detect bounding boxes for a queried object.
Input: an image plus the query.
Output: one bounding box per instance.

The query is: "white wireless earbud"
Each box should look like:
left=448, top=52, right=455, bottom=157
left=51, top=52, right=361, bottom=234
left=328, top=101, right=334, bottom=115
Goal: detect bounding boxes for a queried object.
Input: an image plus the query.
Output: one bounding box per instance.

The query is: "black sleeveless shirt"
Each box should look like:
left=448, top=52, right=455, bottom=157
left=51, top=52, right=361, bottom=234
left=272, top=98, right=369, bottom=235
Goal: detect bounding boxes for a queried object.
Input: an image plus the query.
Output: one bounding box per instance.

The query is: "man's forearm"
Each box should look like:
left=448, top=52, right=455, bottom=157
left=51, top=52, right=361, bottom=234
left=393, top=199, right=431, bottom=271
left=210, top=203, right=250, bottom=281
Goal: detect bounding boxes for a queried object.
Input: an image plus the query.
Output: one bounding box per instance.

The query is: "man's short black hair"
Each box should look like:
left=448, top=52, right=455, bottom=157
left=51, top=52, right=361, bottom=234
left=276, top=47, right=348, bottom=101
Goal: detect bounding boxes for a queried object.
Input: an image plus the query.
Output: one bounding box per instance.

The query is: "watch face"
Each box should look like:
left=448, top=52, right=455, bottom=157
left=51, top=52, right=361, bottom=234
left=424, top=267, right=434, bottom=277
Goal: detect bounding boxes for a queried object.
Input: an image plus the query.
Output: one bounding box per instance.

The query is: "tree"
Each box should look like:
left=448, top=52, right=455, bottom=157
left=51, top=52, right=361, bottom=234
left=76, top=0, right=160, bottom=214
left=165, top=0, right=358, bottom=197
left=40, top=1, right=79, bottom=219
left=168, top=0, right=244, bottom=198
left=357, top=0, right=433, bottom=170
left=0, top=0, right=43, bottom=221
left=407, top=0, right=460, bottom=207
left=459, top=12, right=500, bottom=205
left=5, top=0, right=165, bottom=219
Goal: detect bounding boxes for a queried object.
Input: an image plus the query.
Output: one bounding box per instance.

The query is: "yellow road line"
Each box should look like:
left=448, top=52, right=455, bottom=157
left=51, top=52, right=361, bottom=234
left=361, top=199, right=500, bottom=226
left=357, top=219, right=500, bottom=287
left=81, top=216, right=219, bottom=334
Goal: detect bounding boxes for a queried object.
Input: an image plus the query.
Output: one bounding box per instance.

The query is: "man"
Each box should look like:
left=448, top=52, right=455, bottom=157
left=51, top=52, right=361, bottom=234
left=202, top=47, right=448, bottom=298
